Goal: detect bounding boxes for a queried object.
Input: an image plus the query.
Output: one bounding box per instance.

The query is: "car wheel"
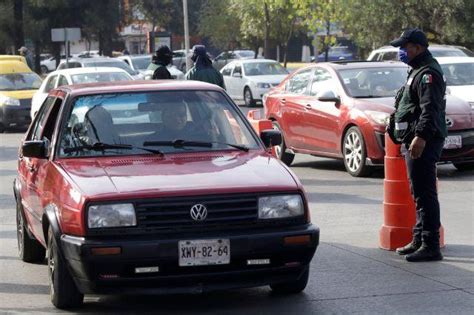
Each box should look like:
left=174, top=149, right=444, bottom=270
left=270, top=267, right=309, bottom=294
left=16, top=199, right=45, bottom=263
left=0, top=123, right=5, bottom=133
left=453, top=162, right=474, bottom=171
left=342, top=126, right=372, bottom=177
left=244, top=87, right=256, bottom=107
left=40, top=65, right=49, bottom=74
left=48, top=227, right=84, bottom=309
left=272, top=121, right=295, bottom=166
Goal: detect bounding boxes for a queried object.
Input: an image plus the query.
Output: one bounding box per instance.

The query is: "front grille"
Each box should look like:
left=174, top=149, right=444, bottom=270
left=136, top=194, right=258, bottom=231
left=86, top=193, right=306, bottom=237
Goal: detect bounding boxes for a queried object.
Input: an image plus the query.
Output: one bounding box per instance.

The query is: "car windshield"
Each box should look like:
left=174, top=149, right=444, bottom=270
left=243, top=62, right=288, bottom=76
left=431, top=49, right=466, bottom=57
left=441, top=63, right=474, bottom=86
left=83, top=61, right=137, bottom=75
left=131, top=57, right=152, bottom=70
left=338, top=67, right=407, bottom=98
left=236, top=51, right=254, bottom=58
left=70, top=72, right=132, bottom=84
left=0, top=72, right=42, bottom=91
left=59, top=90, right=259, bottom=157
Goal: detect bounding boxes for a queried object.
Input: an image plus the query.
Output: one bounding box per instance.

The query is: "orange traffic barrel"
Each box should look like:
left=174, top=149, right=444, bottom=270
left=380, top=133, right=444, bottom=250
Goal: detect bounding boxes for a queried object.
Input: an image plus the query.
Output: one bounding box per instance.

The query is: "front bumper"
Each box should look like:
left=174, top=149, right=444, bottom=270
left=60, top=224, right=319, bottom=295
left=0, top=100, right=32, bottom=128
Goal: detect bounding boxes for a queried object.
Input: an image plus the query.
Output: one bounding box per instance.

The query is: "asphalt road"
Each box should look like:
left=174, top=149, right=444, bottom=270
left=0, top=108, right=473, bottom=314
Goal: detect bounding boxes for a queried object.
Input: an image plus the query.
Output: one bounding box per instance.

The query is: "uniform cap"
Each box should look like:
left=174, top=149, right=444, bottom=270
left=390, top=28, right=428, bottom=47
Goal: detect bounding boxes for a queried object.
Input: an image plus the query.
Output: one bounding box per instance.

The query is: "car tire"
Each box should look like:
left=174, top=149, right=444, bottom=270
left=16, top=199, right=45, bottom=263
left=0, top=123, right=5, bottom=133
left=270, top=267, right=309, bottom=294
left=48, top=227, right=84, bottom=309
left=342, top=126, right=372, bottom=177
left=272, top=121, right=295, bottom=166
left=40, top=65, right=49, bottom=74
left=244, top=87, right=256, bottom=107
left=453, top=162, right=474, bottom=171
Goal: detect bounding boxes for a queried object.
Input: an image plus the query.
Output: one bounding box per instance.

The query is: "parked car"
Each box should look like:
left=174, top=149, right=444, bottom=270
left=172, top=49, right=192, bottom=72
left=117, top=54, right=184, bottom=80
left=264, top=61, right=474, bottom=176
left=75, top=50, right=101, bottom=58
left=213, top=50, right=259, bottom=70
left=0, top=60, right=42, bottom=132
left=31, top=67, right=133, bottom=118
left=57, top=57, right=141, bottom=79
left=15, top=80, right=319, bottom=309
left=437, top=57, right=474, bottom=105
left=312, top=46, right=355, bottom=62
left=40, top=55, right=72, bottom=74
left=221, top=59, right=289, bottom=106
left=367, top=44, right=472, bottom=61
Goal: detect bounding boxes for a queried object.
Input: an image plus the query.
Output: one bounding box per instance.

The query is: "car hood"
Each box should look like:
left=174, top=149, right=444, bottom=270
left=448, top=85, right=474, bottom=103
left=0, top=90, right=36, bottom=100
left=248, top=75, right=288, bottom=84
left=57, top=151, right=298, bottom=200
left=352, top=95, right=471, bottom=115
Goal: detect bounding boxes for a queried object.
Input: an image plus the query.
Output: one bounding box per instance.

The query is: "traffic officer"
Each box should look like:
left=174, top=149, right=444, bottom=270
left=388, top=28, right=447, bottom=262
left=186, top=45, right=225, bottom=89
left=145, top=45, right=173, bottom=80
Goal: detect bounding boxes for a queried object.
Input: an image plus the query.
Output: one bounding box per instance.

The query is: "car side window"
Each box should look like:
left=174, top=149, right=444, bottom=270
left=287, top=69, right=312, bottom=94
left=222, top=64, right=233, bottom=76
left=381, top=51, right=398, bottom=61
left=45, top=75, right=58, bottom=93
left=310, top=68, right=333, bottom=96
left=233, top=64, right=242, bottom=76
left=27, top=97, right=56, bottom=141
left=57, top=75, right=68, bottom=87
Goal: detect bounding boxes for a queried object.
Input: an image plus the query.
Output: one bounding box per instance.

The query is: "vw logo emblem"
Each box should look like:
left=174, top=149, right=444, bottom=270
left=446, top=117, right=454, bottom=128
left=190, top=204, right=208, bottom=221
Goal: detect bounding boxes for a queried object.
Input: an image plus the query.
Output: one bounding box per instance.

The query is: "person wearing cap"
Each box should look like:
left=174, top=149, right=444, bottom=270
left=186, top=45, right=225, bottom=90
left=387, top=28, right=447, bottom=262
left=144, top=45, right=173, bottom=80
left=18, top=46, right=34, bottom=70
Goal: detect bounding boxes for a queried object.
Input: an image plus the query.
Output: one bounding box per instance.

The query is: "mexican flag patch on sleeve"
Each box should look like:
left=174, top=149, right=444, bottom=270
left=422, top=73, right=433, bottom=84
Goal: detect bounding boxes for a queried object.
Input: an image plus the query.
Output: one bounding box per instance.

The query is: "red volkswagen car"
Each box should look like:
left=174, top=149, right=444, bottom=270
left=264, top=61, right=474, bottom=176
left=14, top=81, right=319, bottom=308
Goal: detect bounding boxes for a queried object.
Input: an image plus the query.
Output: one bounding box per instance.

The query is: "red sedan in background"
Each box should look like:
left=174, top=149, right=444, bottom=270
left=264, top=61, right=474, bottom=176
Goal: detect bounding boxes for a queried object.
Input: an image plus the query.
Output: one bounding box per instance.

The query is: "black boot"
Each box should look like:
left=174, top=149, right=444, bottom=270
left=396, top=240, right=421, bottom=255
left=405, top=245, right=443, bottom=262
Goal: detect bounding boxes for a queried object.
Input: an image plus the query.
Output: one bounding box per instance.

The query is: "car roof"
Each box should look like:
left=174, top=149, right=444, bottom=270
left=230, top=59, right=278, bottom=64
left=62, top=57, right=119, bottom=64
left=57, top=80, right=223, bottom=98
left=47, top=67, right=131, bottom=76
left=435, top=56, right=474, bottom=64
left=319, top=60, right=407, bottom=70
left=0, top=60, right=32, bottom=74
left=373, top=44, right=464, bottom=52
left=0, top=55, right=27, bottom=63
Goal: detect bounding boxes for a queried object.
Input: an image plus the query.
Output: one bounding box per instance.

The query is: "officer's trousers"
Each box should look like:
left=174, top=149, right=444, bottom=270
left=403, top=138, right=444, bottom=248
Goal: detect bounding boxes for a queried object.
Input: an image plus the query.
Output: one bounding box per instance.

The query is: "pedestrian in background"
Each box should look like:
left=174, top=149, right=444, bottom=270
left=18, top=46, right=34, bottom=70
left=145, top=45, right=173, bottom=80
left=388, top=28, right=447, bottom=262
left=186, top=45, right=225, bottom=90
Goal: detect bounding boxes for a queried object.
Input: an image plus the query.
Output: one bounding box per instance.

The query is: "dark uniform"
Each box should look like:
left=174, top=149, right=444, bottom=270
left=388, top=29, right=447, bottom=261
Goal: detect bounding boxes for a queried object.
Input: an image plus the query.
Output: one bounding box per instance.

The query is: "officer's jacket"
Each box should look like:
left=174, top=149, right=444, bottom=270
left=186, top=66, right=226, bottom=90
left=392, top=51, right=448, bottom=144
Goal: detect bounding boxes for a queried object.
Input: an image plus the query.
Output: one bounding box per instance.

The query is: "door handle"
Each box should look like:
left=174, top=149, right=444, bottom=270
left=305, top=104, right=312, bottom=110
left=281, top=98, right=286, bottom=104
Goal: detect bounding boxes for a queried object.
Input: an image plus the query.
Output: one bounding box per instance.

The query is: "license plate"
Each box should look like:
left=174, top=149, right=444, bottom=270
left=444, top=135, right=462, bottom=149
left=179, top=239, right=230, bottom=267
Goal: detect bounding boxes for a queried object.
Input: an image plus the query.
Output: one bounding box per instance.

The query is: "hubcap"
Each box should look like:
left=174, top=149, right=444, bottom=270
left=273, top=125, right=283, bottom=158
left=344, top=131, right=362, bottom=172
left=244, top=90, right=251, bottom=105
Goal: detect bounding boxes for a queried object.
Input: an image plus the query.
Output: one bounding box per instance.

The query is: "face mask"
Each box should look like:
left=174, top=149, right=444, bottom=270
left=398, top=48, right=409, bottom=64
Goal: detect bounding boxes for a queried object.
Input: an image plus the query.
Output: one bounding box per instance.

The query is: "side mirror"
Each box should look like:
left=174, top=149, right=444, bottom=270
left=22, top=140, right=48, bottom=159
left=260, top=129, right=282, bottom=147
left=232, top=72, right=242, bottom=78
left=316, top=90, right=341, bottom=104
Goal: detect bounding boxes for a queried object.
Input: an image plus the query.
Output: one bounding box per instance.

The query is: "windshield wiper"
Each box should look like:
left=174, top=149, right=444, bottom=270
left=63, top=142, right=163, bottom=155
left=143, top=139, right=249, bottom=152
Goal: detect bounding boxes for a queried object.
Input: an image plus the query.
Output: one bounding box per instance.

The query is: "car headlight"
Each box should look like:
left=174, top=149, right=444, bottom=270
left=258, top=195, right=304, bottom=219
left=0, top=94, right=20, bottom=106
left=257, top=83, right=271, bottom=89
left=88, top=203, right=136, bottom=228
left=365, top=110, right=390, bottom=126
